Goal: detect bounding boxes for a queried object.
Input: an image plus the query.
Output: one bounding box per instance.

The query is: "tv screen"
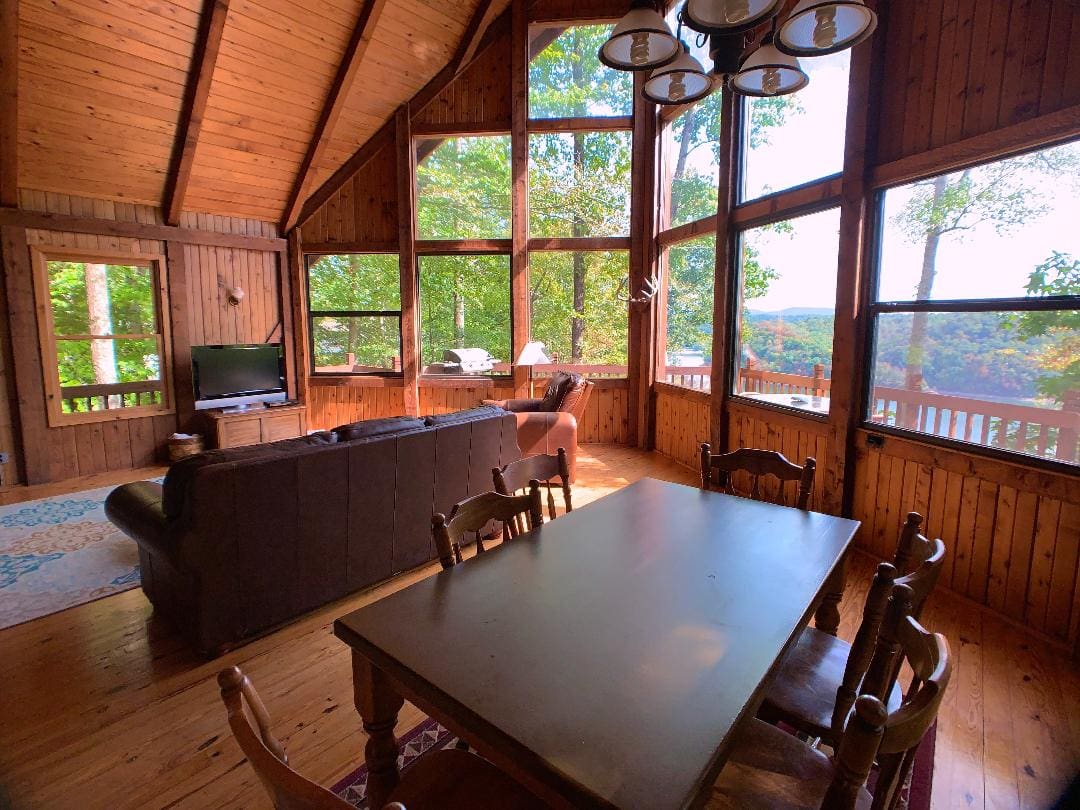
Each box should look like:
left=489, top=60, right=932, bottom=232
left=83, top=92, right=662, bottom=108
left=192, top=344, right=285, bottom=403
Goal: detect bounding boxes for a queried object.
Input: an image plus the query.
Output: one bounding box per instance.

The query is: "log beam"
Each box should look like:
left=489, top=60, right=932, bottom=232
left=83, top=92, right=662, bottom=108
left=163, top=0, right=230, bottom=226
left=280, top=0, right=389, bottom=233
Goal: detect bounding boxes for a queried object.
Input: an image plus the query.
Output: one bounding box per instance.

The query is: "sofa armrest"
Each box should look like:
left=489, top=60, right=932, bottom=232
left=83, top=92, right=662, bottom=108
left=105, top=482, right=176, bottom=562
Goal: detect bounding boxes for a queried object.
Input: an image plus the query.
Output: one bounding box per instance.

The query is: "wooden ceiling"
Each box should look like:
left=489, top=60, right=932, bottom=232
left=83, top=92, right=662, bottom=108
left=15, top=0, right=509, bottom=224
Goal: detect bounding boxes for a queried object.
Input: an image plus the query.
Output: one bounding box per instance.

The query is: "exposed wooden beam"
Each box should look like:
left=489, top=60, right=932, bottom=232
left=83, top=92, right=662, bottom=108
left=452, top=0, right=501, bottom=76
left=280, top=0, right=389, bottom=233
left=416, top=239, right=512, bottom=254
left=510, top=0, right=530, bottom=398
left=657, top=215, right=718, bottom=248
left=0, top=0, right=18, bottom=207
left=527, top=236, right=630, bottom=251
left=527, top=116, right=634, bottom=132
left=396, top=107, right=420, bottom=417
left=0, top=208, right=285, bottom=252
left=163, top=0, right=230, bottom=226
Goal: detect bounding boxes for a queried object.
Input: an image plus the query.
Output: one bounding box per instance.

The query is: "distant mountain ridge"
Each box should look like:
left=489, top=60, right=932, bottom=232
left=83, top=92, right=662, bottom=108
left=747, top=307, right=835, bottom=319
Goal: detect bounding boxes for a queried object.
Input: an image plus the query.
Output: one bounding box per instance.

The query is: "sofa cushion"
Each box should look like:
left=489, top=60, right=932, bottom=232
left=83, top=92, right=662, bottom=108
left=332, top=416, right=426, bottom=442
left=424, top=405, right=504, bottom=427
left=267, top=433, right=336, bottom=453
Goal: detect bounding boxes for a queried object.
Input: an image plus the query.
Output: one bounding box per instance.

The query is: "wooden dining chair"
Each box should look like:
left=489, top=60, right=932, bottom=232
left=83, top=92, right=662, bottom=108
left=431, top=481, right=543, bottom=569
left=759, top=522, right=946, bottom=747
left=217, top=666, right=545, bottom=810
left=711, top=584, right=951, bottom=810
left=699, top=442, right=817, bottom=510
left=493, top=447, right=572, bottom=524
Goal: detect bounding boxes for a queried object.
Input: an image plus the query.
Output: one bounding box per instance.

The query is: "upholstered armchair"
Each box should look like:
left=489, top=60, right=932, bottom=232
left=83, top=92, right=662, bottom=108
left=484, top=372, right=594, bottom=482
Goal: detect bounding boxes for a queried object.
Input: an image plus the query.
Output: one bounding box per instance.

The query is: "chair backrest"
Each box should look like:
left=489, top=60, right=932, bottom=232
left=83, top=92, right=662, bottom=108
left=891, top=512, right=946, bottom=621
left=699, top=442, right=816, bottom=510
left=830, top=562, right=898, bottom=740
left=217, top=666, right=353, bottom=810
left=432, top=482, right=544, bottom=569
left=823, top=585, right=951, bottom=810
left=493, top=448, right=572, bottom=522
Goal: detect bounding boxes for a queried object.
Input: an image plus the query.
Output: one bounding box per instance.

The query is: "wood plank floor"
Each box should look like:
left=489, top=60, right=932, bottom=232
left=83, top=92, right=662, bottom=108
left=0, top=445, right=1076, bottom=809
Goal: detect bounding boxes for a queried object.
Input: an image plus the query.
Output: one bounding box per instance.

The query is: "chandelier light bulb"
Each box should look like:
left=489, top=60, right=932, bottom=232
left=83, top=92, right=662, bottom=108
left=761, top=67, right=781, bottom=95
left=813, top=7, right=838, bottom=49
left=630, top=32, right=651, bottom=65
left=669, top=71, right=687, bottom=101
left=725, top=0, right=750, bottom=23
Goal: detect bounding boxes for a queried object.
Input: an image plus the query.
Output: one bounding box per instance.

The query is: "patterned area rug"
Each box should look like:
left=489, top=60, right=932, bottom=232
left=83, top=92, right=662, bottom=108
left=0, top=481, right=158, bottom=630
left=330, top=717, right=936, bottom=809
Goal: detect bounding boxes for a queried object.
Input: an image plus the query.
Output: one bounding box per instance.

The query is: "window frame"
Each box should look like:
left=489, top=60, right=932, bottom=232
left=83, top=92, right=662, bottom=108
left=861, top=170, right=1080, bottom=472
left=727, top=202, right=844, bottom=422
left=30, top=247, right=174, bottom=427
left=304, top=252, right=404, bottom=378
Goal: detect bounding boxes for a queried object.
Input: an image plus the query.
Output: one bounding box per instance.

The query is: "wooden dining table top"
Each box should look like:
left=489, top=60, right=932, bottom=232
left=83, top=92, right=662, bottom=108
left=334, top=477, right=860, bottom=809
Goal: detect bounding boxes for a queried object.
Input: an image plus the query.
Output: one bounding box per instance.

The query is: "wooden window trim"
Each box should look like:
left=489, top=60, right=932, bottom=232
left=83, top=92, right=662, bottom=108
left=304, top=253, right=403, bottom=378
left=30, top=247, right=174, bottom=427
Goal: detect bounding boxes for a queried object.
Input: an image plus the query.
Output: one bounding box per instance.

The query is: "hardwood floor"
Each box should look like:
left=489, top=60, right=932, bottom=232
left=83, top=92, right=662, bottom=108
left=0, top=445, right=1076, bottom=809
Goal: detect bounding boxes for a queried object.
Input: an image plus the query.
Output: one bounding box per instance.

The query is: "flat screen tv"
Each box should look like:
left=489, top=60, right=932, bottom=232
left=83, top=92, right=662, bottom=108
left=192, top=344, right=287, bottom=410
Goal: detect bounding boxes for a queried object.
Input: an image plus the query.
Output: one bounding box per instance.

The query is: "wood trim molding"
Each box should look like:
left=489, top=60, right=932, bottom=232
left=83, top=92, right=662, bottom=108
left=287, top=232, right=310, bottom=402
left=416, top=239, right=512, bottom=254
left=280, top=0, right=389, bottom=232
left=730, top=175, right=844, bottom=229
left=871, top=102, right=1080, bottom=189
left=164, top=241, right=196, bottom=430
left=527, top=116, right=634, bottom=132
left=0, top=225, right=49, bottom=483
left=0, top=0, right=17, bottom=208
left=0, top=208, right=285, bottom=252
left=526, top=236, right=629, bottom=251
left=654, top=381, right=711, bottom=405
left=300, top=240, right=399, bottom=254
left=657, top=215, right=718, bottom=248
left=396, top=107, right=420, bottom=417
left=163, top=0, right=230, bottom=226
left=510, top=0, right=530, bottom=399
left=412, top=122, right=512, bottom=137
left=308, top=375, right=403, bottom=388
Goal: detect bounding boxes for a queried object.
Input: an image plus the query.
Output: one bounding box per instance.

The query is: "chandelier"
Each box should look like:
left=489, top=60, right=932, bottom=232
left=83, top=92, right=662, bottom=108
left=599, top=0, right=877, bottom=105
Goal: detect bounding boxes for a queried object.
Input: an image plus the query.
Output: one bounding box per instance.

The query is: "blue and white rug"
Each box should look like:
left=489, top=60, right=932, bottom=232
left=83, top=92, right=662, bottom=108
left=0, top=481, right=158, bottom=630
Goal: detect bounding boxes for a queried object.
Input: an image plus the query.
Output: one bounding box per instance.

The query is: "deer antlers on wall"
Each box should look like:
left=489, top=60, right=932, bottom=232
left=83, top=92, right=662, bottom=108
left=625, top=272, right=660, bottom=306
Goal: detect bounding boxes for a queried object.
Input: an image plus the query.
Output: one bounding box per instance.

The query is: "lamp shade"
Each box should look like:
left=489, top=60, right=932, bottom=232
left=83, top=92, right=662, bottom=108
left=642, top=42, right=714, bottom=105
left=776, top=0, right=878, bottom=56
left=599, top=0, right=680, bottom=70
left=514, top=341, right=550, bottom=366
left=730, top=36, right=809, bottom=96
left=683, top=0, right=784, bottom=35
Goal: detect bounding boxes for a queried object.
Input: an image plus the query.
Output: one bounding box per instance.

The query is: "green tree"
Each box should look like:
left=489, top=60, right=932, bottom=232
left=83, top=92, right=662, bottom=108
left=308, top=253, right=400, bottom=369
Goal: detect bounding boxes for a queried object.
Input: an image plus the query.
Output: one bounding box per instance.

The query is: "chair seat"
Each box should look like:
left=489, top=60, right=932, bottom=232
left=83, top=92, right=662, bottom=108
left=707, top=718, right=872, bottom=810
left=385, top=748, right=547, bottom=810
left=761, top=626, right=903, bottom=743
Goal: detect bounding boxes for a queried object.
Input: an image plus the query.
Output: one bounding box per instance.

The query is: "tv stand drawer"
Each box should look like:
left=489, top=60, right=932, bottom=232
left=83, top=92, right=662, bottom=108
left=205, top=405, right=307, bottom=449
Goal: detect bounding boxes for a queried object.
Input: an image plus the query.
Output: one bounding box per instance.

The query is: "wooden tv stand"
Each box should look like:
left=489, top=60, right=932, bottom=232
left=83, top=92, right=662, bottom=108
left=203, top=403, right=307, bottom=449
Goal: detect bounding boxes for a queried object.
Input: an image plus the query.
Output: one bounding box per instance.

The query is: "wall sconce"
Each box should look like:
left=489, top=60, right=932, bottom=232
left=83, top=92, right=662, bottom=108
left=226, top=285, right=245, bottom=307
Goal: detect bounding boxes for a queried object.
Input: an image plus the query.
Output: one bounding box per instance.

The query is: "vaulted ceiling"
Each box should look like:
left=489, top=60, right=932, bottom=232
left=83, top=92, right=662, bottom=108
left=16, top=0, right=510, bottom=224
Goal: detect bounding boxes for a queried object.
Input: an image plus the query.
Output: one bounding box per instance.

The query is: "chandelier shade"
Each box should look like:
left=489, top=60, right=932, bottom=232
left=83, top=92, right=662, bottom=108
left=730, top=36, right=809, bottom=97
left=642, top=42, right=715, bottom=106
left=683, top=0, right=784, bottom=35
left=599, top=0, right=681, bottom=70
left=775, top=0, right=878, bottom=56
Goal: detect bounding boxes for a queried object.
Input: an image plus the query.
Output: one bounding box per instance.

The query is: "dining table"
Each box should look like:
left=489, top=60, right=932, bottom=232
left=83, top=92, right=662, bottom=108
left=334, top=477, right=860, bottom=809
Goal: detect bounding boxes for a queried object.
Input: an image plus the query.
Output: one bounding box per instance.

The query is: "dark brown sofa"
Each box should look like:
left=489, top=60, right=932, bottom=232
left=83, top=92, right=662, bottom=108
left=105, top=407, right=519, bottom=655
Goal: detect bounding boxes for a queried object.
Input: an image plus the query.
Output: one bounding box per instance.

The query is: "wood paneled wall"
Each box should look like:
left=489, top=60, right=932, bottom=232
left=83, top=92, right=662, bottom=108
left=852, top=432, right=1080, bottom=648
left=654, top=384, right=710, bottom=472
left=875, top=0, right=1080, bottom=165
left=306, top=381, right=407, bottom=430
left=413, top=31, right=512, bottom=129
left=0, top=191, right=287, bottom=482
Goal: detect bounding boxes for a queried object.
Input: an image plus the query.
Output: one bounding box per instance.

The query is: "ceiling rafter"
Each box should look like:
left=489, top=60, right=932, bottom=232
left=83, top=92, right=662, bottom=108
left=452, top=0, right=501, bottom=77
left=279, top=0, right=390, bottom=233
left=163, top=0, right=231, bottom=226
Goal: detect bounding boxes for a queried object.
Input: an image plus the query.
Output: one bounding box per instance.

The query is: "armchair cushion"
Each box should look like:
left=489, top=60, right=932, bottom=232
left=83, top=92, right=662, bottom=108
left=538, top=371, right=574, bottom=411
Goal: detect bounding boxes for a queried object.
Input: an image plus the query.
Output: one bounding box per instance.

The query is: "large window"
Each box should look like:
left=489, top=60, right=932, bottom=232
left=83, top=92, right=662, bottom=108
left=529, top=131, right=631, bottom=237
left=307, top=254, right=401, bottom=374
left=416, top=136, right=511, bottom=240
left=419, top=255, right=511, bottom=375
left=528, top=25, right=632, bottom=118
left=733, top=208, right=841, bottom=413
left=530, top=251, right=629, bottom=376
left=663, top=235, right=715, bottom=390
left=868, top=141, right=1080, bottom=465
left=663, top=92, right=723, bottom=228
left=740, top=51, right=850, bottom=202
left=32, top=249, right=172, bottom=425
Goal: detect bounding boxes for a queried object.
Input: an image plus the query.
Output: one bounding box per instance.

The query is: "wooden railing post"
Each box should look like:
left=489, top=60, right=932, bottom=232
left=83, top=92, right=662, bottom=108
left=813, top=363, right=825, bottom=398
left=1057, top=389, right=1079, bottom=462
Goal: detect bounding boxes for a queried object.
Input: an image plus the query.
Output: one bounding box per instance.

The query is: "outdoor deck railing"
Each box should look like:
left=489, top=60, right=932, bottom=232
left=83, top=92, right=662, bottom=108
left=60, top=380, right=164, bottom=413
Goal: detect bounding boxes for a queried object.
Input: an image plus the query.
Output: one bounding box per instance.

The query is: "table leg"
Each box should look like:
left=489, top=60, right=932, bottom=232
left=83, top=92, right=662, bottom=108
left=352, top=651, right=405, bottom=810
left=814, top=555, right=846, bottom=636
